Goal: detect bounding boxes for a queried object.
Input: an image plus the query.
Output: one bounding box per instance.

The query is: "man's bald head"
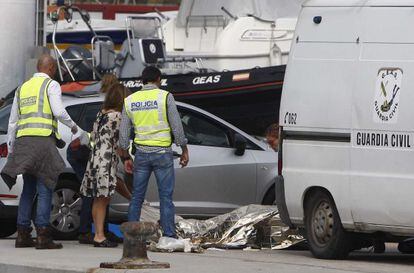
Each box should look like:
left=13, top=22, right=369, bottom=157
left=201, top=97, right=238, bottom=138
left=37, top=54, right=57, bottom=78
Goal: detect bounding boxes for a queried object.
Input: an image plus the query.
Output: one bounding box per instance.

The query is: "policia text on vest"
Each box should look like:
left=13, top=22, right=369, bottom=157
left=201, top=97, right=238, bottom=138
left=16, top=77, right=60, bottom=139
left=125, top=88, right=172, bottom=148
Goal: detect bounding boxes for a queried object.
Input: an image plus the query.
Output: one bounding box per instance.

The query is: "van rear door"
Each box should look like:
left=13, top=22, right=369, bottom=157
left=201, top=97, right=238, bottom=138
left=350, top=6, right=414, bottom=231
left=279, top=5, right=358, bottom=226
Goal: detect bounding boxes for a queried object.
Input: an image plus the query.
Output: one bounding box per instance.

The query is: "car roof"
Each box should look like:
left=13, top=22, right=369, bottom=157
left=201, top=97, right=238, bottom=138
left=61, top=92, right=268, bottom=150
left=303, top=0, right=414, bottom=7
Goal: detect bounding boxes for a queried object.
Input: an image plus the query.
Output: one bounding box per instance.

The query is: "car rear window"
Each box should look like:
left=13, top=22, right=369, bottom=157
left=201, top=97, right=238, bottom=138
left=79, top=103, right=102, bottom=132
left=66, top=102, right=103, bottom=132
left=0, top=104, right=12, bottom=134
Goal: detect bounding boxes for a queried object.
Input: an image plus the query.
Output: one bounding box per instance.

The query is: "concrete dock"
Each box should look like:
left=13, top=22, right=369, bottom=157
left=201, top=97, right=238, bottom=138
left=0, top=239, right=414, bottom=273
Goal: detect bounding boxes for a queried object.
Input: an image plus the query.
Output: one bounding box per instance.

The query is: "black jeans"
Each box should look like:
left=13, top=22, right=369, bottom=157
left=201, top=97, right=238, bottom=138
left=66, top=144, right=109, bottom=234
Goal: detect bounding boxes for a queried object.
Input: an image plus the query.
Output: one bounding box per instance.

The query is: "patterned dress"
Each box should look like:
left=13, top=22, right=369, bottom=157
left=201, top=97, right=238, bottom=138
left=80, top=111, right=121, bottom=198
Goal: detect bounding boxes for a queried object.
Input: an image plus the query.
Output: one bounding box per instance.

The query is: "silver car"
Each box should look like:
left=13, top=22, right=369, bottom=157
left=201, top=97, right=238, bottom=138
left=0, top=92, right=277, bottom=239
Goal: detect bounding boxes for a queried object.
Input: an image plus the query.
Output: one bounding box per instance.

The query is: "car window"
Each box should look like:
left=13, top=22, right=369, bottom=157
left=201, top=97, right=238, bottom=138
left=179, top=109, right=230, bottom=147
left=245, top=137, right=262, bottom=150
left=66, top=104, right=83, bottom=123
left=78, top=103, right=102, bottom=132
left=0, top=104, right=12, bottom=133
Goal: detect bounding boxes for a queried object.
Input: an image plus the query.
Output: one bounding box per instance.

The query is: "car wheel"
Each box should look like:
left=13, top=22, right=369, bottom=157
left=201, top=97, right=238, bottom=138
left=50, top=179, right=82, bottom=240
left=305, top=190, right=352, bottom=259
left=0, top=219, right=17, bottom=238
left=262, top=185, right=275, bottom=205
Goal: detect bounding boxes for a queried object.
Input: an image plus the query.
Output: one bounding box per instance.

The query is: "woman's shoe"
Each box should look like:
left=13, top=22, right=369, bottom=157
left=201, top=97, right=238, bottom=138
left=93, top=239, right=118, bottom=248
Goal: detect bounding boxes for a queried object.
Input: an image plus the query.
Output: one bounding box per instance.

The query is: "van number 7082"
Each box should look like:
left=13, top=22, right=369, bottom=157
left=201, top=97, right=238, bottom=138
left=284, top=112, right=297, bottom=125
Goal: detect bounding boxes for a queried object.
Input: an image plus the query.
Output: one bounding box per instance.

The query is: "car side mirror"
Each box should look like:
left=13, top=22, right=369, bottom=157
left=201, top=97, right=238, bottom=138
left=234, top=133, right=247, bottom=156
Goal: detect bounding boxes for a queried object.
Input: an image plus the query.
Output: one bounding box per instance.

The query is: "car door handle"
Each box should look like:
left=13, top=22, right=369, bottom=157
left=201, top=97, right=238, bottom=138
left=260, top=166, right=269, bottom=171
left=173, top=151, right=181, bottom=158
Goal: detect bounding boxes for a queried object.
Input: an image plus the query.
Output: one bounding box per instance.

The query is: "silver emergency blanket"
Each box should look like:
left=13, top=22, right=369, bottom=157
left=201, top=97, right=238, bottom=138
left=142, top=203, right=304, bottom=251
left=175, top=205, right=304, bottom=249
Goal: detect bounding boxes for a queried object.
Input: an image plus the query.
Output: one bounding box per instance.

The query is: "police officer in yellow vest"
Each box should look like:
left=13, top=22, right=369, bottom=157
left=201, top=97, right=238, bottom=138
left=119, top=66, right=189, bottom=238
left=2, top=54, right=78, bottom=249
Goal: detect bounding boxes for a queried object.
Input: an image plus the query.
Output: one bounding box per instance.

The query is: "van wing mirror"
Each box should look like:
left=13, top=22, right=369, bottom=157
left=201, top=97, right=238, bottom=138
left=234, top=133, right=247, bottom=156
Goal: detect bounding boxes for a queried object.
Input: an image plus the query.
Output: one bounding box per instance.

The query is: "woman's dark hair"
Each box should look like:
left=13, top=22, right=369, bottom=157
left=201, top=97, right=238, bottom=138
left=100, top=73, right=119, bottom=94
left=103, top=83, right=128, bottom=112
left=141, top=66, right=161, bottom=84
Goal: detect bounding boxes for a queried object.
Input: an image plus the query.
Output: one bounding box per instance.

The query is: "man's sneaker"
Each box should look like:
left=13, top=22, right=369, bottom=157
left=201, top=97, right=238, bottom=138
left=105, top=231, right=123, bottom=243
left=78, top=232, right=94, bottom=245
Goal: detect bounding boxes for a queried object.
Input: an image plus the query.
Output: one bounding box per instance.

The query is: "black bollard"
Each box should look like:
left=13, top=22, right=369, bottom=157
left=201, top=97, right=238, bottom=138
left=100, top=222, right=170, bottom=269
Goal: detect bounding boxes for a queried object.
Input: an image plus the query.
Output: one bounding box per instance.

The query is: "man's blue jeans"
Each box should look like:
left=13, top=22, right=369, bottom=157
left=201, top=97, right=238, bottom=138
left=128, top=151, right=176, bottom=237
left=17, top=174, right=52, bottom=228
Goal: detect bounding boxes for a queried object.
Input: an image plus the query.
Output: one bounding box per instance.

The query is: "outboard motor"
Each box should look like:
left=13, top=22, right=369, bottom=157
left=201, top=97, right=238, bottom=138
left=51, top=4, right=115, bottom=82
left=60, top=46, right=93, bottom=81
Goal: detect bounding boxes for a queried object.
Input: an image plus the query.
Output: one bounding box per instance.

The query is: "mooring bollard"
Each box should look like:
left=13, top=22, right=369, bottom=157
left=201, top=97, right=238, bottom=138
left=100, top=222, right=170, bottom=269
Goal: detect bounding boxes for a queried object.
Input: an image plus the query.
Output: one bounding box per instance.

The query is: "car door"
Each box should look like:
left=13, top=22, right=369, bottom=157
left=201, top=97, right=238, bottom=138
left=68, top=101, right=132, bottom=219
left=145, top=107, right=257, bottom=217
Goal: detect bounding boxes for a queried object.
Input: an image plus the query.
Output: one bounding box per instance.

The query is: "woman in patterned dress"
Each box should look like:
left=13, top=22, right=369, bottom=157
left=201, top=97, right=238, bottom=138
left=80, top=84, right=127, bottom=247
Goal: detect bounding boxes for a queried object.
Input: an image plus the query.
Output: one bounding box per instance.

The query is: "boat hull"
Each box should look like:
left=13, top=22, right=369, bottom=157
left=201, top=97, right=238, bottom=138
left=62, top=65, right=285, bottom=135
left=122, top=66, right=285, bottom=135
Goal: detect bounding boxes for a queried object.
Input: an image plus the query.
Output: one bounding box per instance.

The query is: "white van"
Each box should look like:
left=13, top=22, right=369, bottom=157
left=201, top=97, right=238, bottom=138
left=276, top=0, right=414, bottom=259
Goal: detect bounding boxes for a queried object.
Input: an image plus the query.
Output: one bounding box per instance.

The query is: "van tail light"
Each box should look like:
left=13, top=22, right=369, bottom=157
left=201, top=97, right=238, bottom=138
left=0, top=143, right=7, bottom=158
left=277, top=126, right=283, bottom=176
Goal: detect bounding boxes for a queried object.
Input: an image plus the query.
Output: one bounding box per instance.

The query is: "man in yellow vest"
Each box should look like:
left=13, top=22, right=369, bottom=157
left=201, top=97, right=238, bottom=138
left=2, top=54, right=78, bottom=249
left=119, top=66, right=189, bottom=238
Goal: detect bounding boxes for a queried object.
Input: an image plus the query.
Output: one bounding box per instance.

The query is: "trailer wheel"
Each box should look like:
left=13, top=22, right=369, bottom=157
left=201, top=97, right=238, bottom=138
left=305, top=190, right=352, bottom=259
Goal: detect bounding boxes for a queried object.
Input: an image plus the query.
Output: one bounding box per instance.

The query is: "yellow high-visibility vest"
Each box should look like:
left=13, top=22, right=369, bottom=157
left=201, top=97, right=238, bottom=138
left=125, top=88, right=172, bottom=147
left=16, top=77, right=59, bottom=139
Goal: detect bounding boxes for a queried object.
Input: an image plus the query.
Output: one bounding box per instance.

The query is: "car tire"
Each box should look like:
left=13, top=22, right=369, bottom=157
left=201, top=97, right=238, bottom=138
left=50, top=179, right=82, bottom=240
left=0, top=219, right=17, bottom=238
left=262, top=185, right=275, bottom=205
left=305, top=190, right=352, bottom=259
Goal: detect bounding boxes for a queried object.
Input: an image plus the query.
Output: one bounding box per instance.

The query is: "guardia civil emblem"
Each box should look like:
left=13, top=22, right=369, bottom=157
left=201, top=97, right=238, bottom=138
left=373, top=68, right=402, bottom=124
